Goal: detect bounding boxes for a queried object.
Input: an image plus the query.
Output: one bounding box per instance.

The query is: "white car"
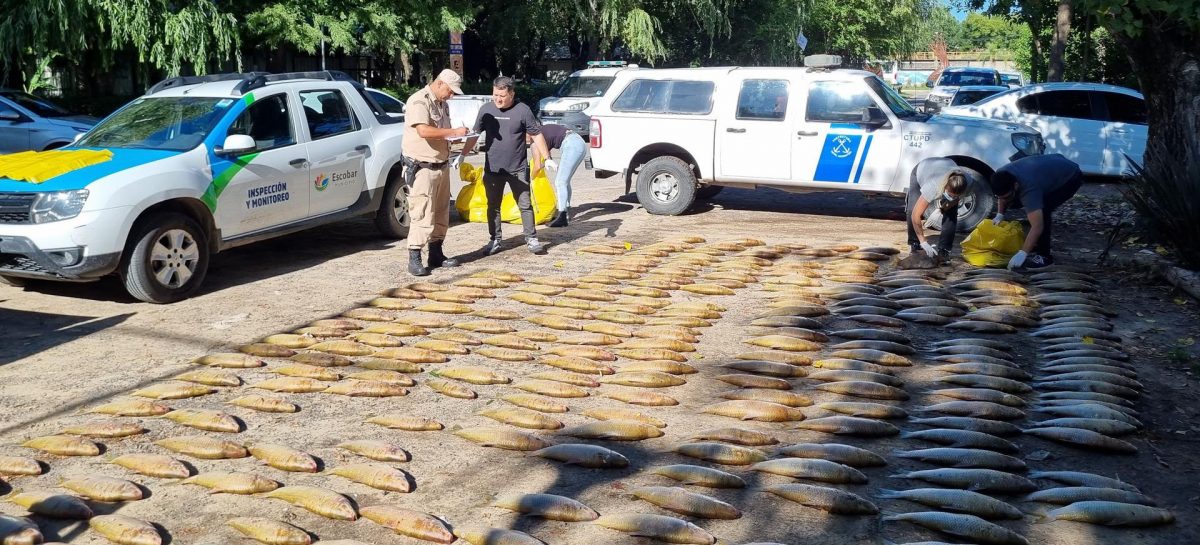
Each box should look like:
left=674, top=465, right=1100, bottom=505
left=942, top=82, right=1147, bottom=177
left=538, top=61, right=638, bottom=136
left=0, top=71, right=413, bottom=302
left=587, top=62, right=1045, bottom=229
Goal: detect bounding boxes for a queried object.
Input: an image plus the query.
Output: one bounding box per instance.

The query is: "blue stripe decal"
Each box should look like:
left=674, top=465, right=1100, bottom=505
left=852, top=135, right=874, bottom=184
left=830, top=123, right=859, bottom=130
left=813, top=133, right=863, bottom=183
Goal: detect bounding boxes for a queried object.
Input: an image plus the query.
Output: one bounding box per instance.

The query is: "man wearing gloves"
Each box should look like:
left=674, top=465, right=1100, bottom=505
left=989, top=153, right=1083, bottom=270
left=905, top=157, right=969, bottom=264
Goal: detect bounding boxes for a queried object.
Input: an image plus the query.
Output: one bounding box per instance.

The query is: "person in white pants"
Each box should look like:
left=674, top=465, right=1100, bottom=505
left=532, top=123, right=588, bottom=227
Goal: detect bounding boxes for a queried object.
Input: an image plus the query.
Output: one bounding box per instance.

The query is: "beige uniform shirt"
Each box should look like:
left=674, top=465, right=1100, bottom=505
left=402, top=86, right=451, bottom=162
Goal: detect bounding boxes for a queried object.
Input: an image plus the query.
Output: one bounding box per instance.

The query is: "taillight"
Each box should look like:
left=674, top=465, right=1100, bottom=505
left=589, top=118, right=602, bottom=148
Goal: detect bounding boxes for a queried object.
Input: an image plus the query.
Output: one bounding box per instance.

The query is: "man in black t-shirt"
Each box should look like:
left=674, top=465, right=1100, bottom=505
left=989, top=153, right=1083, bottom=270
left=464, top=76, right=552, bottom=255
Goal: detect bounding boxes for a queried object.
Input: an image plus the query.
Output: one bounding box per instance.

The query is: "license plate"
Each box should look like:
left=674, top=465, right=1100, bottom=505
left=543, top=119, right=558, bottom=125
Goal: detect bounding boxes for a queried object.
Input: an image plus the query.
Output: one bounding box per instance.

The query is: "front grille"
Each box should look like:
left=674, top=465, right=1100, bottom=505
left=0, top=193, right=35, bottom=224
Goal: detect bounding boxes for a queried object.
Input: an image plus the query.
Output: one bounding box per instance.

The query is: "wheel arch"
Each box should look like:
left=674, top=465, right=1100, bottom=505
left=128, top=198, right=217, bottom=254
left=625, top=143, right=702, bottom=193
left=946, top=155, right=995, bottom=182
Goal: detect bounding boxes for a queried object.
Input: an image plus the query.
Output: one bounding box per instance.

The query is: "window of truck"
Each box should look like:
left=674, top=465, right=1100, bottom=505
left=806, top=81, right=876, bottom=123
left=612, top=80, right=715, bottom=114
left=865, top=76, right=919, bottom=117
left=558, top=76, right=616, bottom=98
left=77, top=97, right=231, bottom=151
left=736, top=80, right=789, bottom=120
left=300, top=90, right=359, bottom=139
left=227, top=94, right=296, bottom=152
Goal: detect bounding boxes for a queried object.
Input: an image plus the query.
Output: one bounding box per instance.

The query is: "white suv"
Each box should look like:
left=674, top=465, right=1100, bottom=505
left=538, top=62, right=637, bottom=136
left=0, top=71, right=412, bottom=302
left=587, top=65, right=1044, bottom=227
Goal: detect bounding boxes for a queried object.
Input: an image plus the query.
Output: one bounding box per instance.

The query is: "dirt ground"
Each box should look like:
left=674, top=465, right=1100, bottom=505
left=1, top=165, right=1197, bottom=545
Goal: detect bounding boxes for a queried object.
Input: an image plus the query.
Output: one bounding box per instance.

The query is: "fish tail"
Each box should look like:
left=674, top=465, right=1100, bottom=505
left=877, top=488, right=902, bottom=498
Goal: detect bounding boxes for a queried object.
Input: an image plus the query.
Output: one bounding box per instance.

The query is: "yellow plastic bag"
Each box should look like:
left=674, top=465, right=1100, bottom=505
left=961, top=220, right=1026, bottom=267
left=455, top=161, right=558, bottom=225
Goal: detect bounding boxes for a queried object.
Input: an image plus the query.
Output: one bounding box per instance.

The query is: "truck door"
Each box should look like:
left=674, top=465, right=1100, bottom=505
left=791, top=78, right=899, bottom=189
left=302, top=89, right=372, bottom=215
left=214, top=92, right=311, bottom=237
left=715, top=77, right=793, bottom=181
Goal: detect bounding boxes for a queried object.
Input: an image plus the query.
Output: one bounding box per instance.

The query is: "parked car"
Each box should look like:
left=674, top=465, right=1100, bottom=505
left=0, top=71, right=412, bottom=302
left=924, top=67, right=1003, bottom=113
left=942, top=82, right=1146, bottom=177
left=586, top=61, right=1044, bottom=229
left=538, top=61, right=637, bottom=136
left=367, top=88, right=405, bottom=119
left=950, top=85, right=1010, bottom=107
left=999, top=71, right=1025, bottom=88
left=0, top=89, right=97, bottom=153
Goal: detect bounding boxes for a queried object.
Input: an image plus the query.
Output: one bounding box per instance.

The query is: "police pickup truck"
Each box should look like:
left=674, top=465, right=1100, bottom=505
left=586, top=59, right=1045, bottom=228
left=0, top=71, right=412, bottom=303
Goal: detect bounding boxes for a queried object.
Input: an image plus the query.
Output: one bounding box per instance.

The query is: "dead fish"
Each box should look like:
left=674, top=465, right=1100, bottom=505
left=533, top=443, right=629, bottom=468
left=546, top=345, right=615, bottom=361
left=828, top=328, right=910, bottom=344
left=515, top=379, right=589, bottom=398
left=87, top=398, right=172, bottom=417
left=108, top=453, right=189, bottom=479
left=932, top=337, right=1012, bottom=350
left=911, top=416, right=1022, bottom=436
left=623, top=360, right=698, bottom=375
left=21, top=435, right=100, bottom=456
left=528, top=314, right=582, bottom=330
left=690, top=427, right=776, bottom=446
left=248, top=443, right=318, bottom=472
left=330, top=463, right=412, bottom=492
left=502, top=394, right=570, bottom=413
left=583, top=407, right=666, bottom=428
left=593, top=513, right=715, bottom=544
left=453, top=527, right=545, bottom=545
left=357, top=505, right=453, bottom=543
left=1028, top=418, right=1138, bottom=436
left=744, top=335, right=822, bottom=352
left=182, top=472, right=278, bottom=494
left=884, top=511, right=1029, bottom=545
left=794, top=416, right=900, bottom=437
left=809, top=369, right=903, bottom=387
left=651, top=464, right=745, bottom=488
left=830, top=349, right=911, bottom=366
left=89, top=514, right=161, bottom=545
left=830, top=340, right=914, bottom=355
left=764, top=483, right=878, bottom=515
left=348, top=332, right=406, bottom=347
left=60, top=421, right=147, bottom=438
left=1039, top=371, right=1142, bottom=390
left=8, top=490, right=94, bottom=519
left=776, top=443, right=886, bottom=467
left=347, top=370, right=416, bottom=386
left=0, top=515, right=42, bottom=545
left=1028, top=471, right=1140, bottom=492
left=455, top=427, right=550, bottom=451
left=673, top=442, right=767, bottom=465
left=632, top=486, right=740, bottom=519
left=275, top=364, right=341, bottom=381
left=634, top=325, right=700, bottom=343
left=176, top=369, right=242, bottom=387
left=266, top=486, right=357, bottom=520
left=605, top=389, right=678, bottom=406
left=228, top=517, right=311, bottom=545
left=227, top=394, right=298, bottom=413
left=601, top=371, right=687, bottom=388
left=1041, top=501, right=1173, bottom=527
left=723, top=360, right=806, bottom=378
left=62, top=476, right=142, bottom=502
left=737, top=351, right=813, bottom=365
left=540, top=355, right=615, bottom=375
left=1035, top=379, right=1139, bottom=399
left=895, top=310, right=954, bottom=324
left=412, top=339, right=469, bottom=355
left=583, top=321, right=635, bottom=337
left=487, top=493, right=600, bottom=523
left=1023, top=427, right=1137, bottom=453
left=896, top=448, right=1026, bottom=471
left=366, top=414, right=443, bottom=431
left=559, top=420, right=664, bottom=441
left=475, top=346, right=535, bottom=362
left=716, top=373, right=791, bottom=390
left=241, top=342, right=298, bottom=358
left=892, top=468, right=1036, bottom=494
left=132, top=381, right=215, bottom=400
left=811, top=358, right=893, bottom=374
left=290, top=351, right=354, bottom=367
left=750, top=458, right=867, bottom=484
left=1037, top=390, right=1136, bottom=407
left=702, top=400, right=805, bottom=422
left=846, top=314, right=907, bottom=327
left=946, top=320, right=1018, bottom=334
left=920, top=401, right=1025, bottom=420
left=1025, top=487, right=1155, bottom=506
left=901, top=428, right=1018, bottom=453
left=938, top=375, right=1031, bottom=394
left=750, top=316, right=824, bottom=328
left=817, top=401, right=907, bottom=420
left=253, top=377, right=328, bottom=393
left=0, top=455, right=42, bottom=476
left=334, top=440, right=409, bottom=463
left=480, top=407, right=564, bottom=430
left=719, top=389, right=813, bottom=407
left=932, top=363, right=1031, bottom=381
left=813, top=380, right=908, bottom=400
left=879, top=488, right=1023, bottom=520
left=529, top=370, right=599, bottom=387
left=433, top=366, right=510, bottom=385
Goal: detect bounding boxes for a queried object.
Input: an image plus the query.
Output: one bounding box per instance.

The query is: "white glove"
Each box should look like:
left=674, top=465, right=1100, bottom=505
left=1007, top=250, right=1027, bottom=270
left=544, top=159, right=558, bottom=172
left=992, top=212, right=1004, bottom=225
left=920, top=241, right=938, bottom=258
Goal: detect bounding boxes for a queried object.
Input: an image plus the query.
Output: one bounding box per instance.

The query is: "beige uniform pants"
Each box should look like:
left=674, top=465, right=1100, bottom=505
left=406, top=166, right=450, bottom=249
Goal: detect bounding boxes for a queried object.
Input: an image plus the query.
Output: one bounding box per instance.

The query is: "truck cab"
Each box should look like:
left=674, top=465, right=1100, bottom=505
left=537, top=61, right=637, bottom=136
left=587, top=60, right=1044, bottom=229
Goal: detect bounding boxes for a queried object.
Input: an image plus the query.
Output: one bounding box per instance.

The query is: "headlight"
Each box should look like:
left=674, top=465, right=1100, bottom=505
left=1011, top=133, right=1044, bottom=156
left=568, top=102, right=590, bottom=112
left=30, top=190, right=89, bottom=224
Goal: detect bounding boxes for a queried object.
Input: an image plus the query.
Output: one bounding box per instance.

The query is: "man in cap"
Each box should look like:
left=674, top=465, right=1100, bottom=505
left=401, top=69, right=469, bottom=276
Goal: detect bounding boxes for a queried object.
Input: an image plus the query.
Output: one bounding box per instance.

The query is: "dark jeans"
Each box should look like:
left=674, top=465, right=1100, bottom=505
left=483, top=170, right=536, bottom=241
left=905, top=180, right=958, bottom=253
left=1034, top=171, right=1084, bottom=256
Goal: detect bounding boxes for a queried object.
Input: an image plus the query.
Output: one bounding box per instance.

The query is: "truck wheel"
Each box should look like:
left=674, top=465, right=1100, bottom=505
left=697, top=185, right=724, bottom=200
left=923, top=166, right=995, bottom=232
left=0, top=275, right=28, bottom=288
left=121, top=212, right=210, bottom=304
left=374, top=172, right=410, bottom=239
left=636, top=156, right=697, bottom=216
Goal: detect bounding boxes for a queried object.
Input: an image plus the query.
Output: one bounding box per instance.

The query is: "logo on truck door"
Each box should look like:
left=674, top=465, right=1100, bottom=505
left=830, top=136, right=855, bottom=158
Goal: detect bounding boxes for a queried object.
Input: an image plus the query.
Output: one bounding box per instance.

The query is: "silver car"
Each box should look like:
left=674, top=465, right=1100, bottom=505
left=0, top=90, right=97, bottom=153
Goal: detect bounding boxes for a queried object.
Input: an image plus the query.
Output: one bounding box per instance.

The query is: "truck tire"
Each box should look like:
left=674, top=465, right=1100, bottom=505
left=636, top=156, right=697, bottom=216
left=0, top=275, right=28, bottom=288
left=121, top=212, right=210, bottom=304
left=374, top=172, right=410, bottom=239
left=922, top=166, right=995, bottom=233
left=697, top=185, right=724, bottom=200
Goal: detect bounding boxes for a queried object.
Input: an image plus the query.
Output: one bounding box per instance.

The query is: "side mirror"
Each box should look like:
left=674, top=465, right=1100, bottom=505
left=862, top=106, right=889, bottom=126
left=0, top=110, right=22, bottom=122
left=216, top=134, right=256, bottom=156
left=73, top=133, right=85, bottom=143
left=925, top=81, right=934, bottom=88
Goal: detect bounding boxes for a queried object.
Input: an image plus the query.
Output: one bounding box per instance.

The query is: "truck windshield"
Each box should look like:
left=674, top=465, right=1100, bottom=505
left=558, top=76, right=615, bottom=98
left=77, top=97, right=232, bottom=151
left=864, top=76, right=920, bottom=118
left=0, top=91, right=72, bottom=118
left=937, top=71, right=999, bottom=86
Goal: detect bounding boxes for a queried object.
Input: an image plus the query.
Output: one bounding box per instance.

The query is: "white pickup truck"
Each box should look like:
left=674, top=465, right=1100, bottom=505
left=587, top=64, right=1045, bottom=228
left=0, top=71, right=413, bottom=303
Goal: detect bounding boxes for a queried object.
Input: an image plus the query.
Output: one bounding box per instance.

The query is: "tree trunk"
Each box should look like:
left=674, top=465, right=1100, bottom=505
left=1047, top=0, right=1071, bottom=82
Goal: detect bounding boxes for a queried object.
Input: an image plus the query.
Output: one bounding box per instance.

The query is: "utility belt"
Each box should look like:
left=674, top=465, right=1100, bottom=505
left=402, top=156, right=447, bottom=186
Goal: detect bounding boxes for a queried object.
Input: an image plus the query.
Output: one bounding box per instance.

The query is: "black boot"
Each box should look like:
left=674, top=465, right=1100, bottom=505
left=408, top=249, right=429, bottom=276
left=428, top=241, right=459, bottom=269
left=548, top=210, right=569, bottom=227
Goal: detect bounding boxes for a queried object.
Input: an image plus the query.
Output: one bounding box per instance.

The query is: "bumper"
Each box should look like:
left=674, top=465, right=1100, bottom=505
left=924, top=97, right=951, bottom=113
left=0, top=235, right=120, bottom=280
left=540, top=111, right=591, bottom=135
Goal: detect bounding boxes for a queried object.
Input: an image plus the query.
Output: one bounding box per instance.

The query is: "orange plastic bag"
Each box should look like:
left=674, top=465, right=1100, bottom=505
left=961, top=220, right=1025, bottom=267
